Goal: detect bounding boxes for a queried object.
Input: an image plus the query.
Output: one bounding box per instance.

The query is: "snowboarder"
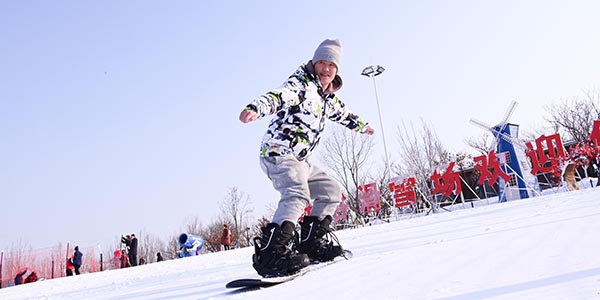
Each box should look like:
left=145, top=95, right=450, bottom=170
left=239, top=38, right=374, bottom=277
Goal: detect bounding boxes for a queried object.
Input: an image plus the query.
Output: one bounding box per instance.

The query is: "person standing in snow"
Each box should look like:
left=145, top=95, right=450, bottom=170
left=72, top=246, right=83, bottom=275
left=221, top=224, right=232, bottom=250
left=122, top=234, right=139, bottom=266
left=239, top=38, right=374, bottom=277
left=129, top=234, right=138, bottom=266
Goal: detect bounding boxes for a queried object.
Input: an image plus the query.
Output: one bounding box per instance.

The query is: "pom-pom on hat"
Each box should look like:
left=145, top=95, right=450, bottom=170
left=312, top=38, right=342, bottom=70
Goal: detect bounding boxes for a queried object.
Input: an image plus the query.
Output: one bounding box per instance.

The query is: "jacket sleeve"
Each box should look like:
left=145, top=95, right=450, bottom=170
left=244, top=68, right=305, bottom=119
left=326, top=96, right=370, bottom=133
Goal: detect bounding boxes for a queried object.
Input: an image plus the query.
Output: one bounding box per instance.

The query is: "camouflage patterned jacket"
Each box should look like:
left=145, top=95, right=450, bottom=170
left=245, top=62, right=370, bottom=161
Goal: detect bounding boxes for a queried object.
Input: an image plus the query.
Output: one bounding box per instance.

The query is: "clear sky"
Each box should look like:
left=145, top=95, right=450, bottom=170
left=2, top=0, right=599, bottom=250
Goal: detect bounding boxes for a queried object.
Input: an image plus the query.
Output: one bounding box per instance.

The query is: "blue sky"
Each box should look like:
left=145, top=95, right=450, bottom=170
left=2, top=0, right=599, bottom=250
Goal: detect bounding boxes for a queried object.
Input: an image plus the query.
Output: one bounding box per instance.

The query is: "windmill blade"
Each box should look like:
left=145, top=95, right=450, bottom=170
left=469, top=118, right=494, bottom=132
left=494, top=101, right=518, bottom=142
left=469, top=118, right=526, bottom=149
left=470, top=118, right=503, bottom=150
left=500, top=100, right=518, bottom=125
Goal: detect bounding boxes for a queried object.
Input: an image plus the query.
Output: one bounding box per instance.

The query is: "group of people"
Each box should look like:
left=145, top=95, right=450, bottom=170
left=66, top=246, right=83, bottom=276
left=108, top=233, right=139, bottom=269
left=121, top=234, right=139, bottom=266
left=13, top=245, right=82, bottom=286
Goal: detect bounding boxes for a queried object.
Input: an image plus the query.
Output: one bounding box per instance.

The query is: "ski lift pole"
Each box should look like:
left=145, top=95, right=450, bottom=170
left=361, top=65, right=398, bottom=220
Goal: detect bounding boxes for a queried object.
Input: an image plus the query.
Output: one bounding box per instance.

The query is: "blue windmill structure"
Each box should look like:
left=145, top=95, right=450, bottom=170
left=470, top=101, right=541, bottom=202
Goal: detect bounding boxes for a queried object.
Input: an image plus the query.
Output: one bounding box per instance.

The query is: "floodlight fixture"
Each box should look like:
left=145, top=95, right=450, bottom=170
left=361, top=65, right=385, bottom=77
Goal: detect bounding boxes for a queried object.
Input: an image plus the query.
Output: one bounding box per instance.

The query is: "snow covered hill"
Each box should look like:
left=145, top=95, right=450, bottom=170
left=2, top=188, right=600, bottom=300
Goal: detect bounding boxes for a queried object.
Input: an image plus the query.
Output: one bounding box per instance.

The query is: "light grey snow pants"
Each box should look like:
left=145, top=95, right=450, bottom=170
left=260, top=156, right=341, bottom=225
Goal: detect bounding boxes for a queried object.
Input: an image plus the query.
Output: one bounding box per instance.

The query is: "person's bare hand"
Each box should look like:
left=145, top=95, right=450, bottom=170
left=239, top=110, right=258, bottom=123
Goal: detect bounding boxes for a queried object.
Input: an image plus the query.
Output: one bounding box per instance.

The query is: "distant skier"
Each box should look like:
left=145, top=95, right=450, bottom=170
left=239, top=38, right=374, bottom=277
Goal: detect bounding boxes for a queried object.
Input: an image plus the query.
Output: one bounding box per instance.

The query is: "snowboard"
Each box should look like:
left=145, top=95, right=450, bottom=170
left=226, top=249, right=352, bottom=289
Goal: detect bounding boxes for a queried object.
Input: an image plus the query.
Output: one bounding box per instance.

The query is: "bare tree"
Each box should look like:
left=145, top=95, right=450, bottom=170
left=3, top=239, right=33, bottom=284
left=363, top=165, right=395, bottom=219
left=221, top=187, right=253, bottom=249
left=48, top=243, right=65, bottom=278
left=544, top=90, right=600, bottom=142
left=182, top=216, right=204, bottom=236
left=464, top=133, right=494, bottom=155
left=136, top=231, right=168, bottom=264
left=164, top=232, right=181, bottom=259
left=395, top=119, right=450, bottom=210
left=319, top=124, right=377, bottom=222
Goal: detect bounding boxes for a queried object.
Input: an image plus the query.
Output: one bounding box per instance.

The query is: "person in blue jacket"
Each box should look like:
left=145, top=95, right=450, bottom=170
left=72, top=246, right=83, bottom=275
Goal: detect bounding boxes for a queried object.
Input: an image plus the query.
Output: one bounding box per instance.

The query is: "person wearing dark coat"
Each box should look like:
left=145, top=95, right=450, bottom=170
left=73, top=246, right=83, bottom=275
left=156, top=252, right=164, bottom=262
left=129, top=234, right=138, bottom=266
left=121, top=234, right=138, bottom=266
left=14, top=269, right=28, bottom=285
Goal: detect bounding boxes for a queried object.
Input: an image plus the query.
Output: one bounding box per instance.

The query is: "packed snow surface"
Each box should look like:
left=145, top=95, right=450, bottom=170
left=2, top=188, right=599, bottom=300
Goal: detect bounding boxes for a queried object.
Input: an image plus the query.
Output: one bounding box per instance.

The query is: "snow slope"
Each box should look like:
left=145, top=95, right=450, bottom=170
left=2, top=188, right=599, bottom=300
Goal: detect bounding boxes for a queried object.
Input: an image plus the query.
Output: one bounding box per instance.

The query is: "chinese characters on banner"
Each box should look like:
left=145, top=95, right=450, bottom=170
left=359, top=182, right=381, bottom=214
left=525, top=134, right=567, bottom=175
left=389, top=177, right=417, bottom=208
left=430, top=162, right=463, bottom=197
left=473, top=150, right=511, bottom=185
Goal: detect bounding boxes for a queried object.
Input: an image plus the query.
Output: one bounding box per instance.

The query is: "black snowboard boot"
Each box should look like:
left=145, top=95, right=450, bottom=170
left=252, top=221, right=310, bottom=277
left=298, top=215, right=344, bottom=262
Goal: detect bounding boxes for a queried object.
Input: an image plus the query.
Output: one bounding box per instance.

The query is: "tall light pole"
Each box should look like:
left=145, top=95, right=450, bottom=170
left=361, top=65, right=391, bottom=180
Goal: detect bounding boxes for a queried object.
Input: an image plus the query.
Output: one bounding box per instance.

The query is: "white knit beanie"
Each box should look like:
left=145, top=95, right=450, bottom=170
left=312, top=38, right=342, bottom=70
